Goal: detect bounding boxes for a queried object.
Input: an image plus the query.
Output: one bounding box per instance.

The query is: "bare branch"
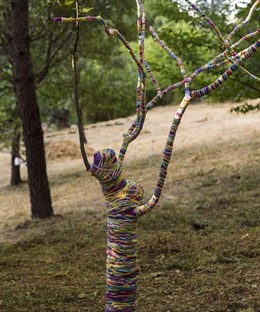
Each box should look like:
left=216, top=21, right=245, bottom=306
left=229, top=76, right=260, bottom=94
left=35, top=28, right=74, bottom=85
left=35, top=32, right=53, bottom=85
left=0, top=67, right=13, bottom=83
left=50, top=29, right=74, bottom=62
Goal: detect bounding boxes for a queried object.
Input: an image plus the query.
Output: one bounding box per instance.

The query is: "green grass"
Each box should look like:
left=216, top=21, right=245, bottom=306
left=0, top=138, right=259, bottom=311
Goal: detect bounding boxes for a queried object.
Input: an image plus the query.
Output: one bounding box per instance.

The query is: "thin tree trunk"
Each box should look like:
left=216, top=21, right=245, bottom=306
left=10, top=0, right=53, bottom=218
left=72, top=0, right=89, bottom=167
left=10, top=132, right=22, bottom=186
left=74, top=0, right=87, bottom=145
left=80, top=108, right=87, bottom=144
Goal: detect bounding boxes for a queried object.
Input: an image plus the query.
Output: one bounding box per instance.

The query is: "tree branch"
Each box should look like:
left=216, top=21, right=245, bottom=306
left=71, top=0, right=90, bottom=171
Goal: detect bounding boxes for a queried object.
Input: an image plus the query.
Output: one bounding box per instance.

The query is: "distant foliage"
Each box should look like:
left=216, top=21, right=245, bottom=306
left=230, top=102, right=260, bottom=114
left=0, top=97, right=20, bottom=151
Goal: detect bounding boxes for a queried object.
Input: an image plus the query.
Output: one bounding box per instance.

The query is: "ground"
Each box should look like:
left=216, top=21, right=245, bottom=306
left=0, top=100, right=259, bottom=311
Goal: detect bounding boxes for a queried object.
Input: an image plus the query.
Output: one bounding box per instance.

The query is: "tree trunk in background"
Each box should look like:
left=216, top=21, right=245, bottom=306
left=10, top=0, right=53, bottom=218
left=10, top=132, right=22, bottom=186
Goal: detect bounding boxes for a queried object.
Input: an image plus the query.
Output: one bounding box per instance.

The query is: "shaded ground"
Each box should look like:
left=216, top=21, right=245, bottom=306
left=0, top=101, right=259, bottom=311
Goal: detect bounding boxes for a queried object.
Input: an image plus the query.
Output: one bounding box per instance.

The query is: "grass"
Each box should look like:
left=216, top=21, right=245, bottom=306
left=0, top=137, right=259, bottom=311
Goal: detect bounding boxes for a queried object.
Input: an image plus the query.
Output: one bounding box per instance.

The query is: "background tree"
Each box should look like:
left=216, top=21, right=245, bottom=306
left=9, top=0, right=53, bottom=218
left=0, top=97, right=22, bottom=185
left=0, top=0, right=73, bottom=186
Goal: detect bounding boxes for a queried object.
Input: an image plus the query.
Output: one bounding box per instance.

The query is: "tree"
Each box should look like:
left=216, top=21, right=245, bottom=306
left=0, top=0, right=74, bottom=186
left=10, top=0, right=53, bottom=218
left=54, top=0, right=260, bottom=310
left=0, top=5, right=22, bottom=185
left=0, top=97, right=22, bottom=186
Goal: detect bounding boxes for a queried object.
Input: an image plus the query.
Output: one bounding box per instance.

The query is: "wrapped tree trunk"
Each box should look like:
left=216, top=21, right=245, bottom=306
left=91, top=149, right=144, bottom=311
left=90, top=98, right=186, bottom=311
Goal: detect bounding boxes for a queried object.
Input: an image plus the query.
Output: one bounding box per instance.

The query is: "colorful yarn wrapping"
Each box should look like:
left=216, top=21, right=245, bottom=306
left=53, top=1, right=260, bottom=311
left=54, top=16, right=145, bottom=79
left=88, top=97, right=192, bottom=311
left=184, top=0, right=260, bottom=79
left=225, top=0, right=260, bottom=48
left=191, top=40, right=260, bottom=98
left=136, top=95, right=190, bottom=217
left=90, top=149, right=144, bottom=311
left=149, top=26, right=190, bottom=97
left=143, top=38, right=260, bottom=110
left=118, top=0, right=147, bottom=165
left=183, top=0, right=226, bottom=45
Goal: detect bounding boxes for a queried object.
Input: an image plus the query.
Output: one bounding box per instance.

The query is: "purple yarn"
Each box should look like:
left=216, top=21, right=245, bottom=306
left=52, top=17, right=62, bottom=22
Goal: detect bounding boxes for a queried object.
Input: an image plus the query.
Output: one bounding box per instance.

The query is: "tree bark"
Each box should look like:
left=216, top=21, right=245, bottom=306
left=80, top=110, right=87, bottom=144
left=10, top=0, right=53, bottom=218
left=10, top=132, right=22, bottom=186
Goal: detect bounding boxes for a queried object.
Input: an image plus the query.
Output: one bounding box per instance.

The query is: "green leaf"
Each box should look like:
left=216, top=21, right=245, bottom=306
left=80, top=7, right=94, bottom=14
left=64, top=0, right=76, bottom=6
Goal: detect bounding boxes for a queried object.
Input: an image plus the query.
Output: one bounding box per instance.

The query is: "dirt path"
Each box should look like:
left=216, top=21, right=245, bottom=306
left=0, top=100, right=259, bottom=242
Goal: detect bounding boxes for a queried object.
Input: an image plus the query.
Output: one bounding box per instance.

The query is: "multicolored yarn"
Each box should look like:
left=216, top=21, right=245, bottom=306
left=184, top=0, right=226, bottom=45
left=191, top=40, right=260, bottom=99
left=143, top=37, right=260, bottom=110
left=118, top=0, right=147, bottom=166
left=143, top=59, right=161, bottom=93
left=210, top=29, right=260, bottom=69
left=136, top=95, right=190, bottom=217
left=232, top=30, right=260, bottom=50
left=225, top=0, right=260, bottom=48
left=184, top=0, right=259, bottom=79
left=90, top=149, right=143, bottom=311
left=53, top=1, right=259, bottom=311
left=53, top=16, right=145, bottom=80
left=129, top=0, right=146, bottom=144
left=150, top=26, right=190, bottom=97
